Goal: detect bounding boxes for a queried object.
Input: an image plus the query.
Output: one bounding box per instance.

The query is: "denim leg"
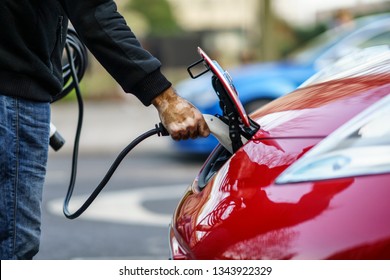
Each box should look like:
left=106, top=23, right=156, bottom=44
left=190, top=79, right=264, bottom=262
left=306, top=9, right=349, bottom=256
left=0, top=95, right=50, bottom=259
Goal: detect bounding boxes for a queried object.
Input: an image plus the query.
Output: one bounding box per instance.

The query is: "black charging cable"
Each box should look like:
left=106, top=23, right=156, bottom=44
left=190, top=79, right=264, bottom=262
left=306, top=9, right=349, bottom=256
left=60, top=30, right=169, bottom=219
left=63, top=121, right=168, bottom=219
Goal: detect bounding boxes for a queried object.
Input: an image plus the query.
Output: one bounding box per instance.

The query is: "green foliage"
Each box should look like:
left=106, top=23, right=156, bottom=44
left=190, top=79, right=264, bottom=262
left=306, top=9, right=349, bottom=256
left=293, top=24, right=328, bottom=45
left=125, top=0, right=181, bottom=35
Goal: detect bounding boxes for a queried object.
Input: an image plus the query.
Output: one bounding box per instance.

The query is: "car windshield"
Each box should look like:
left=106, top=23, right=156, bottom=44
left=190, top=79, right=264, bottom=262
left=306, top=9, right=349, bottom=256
left=288, top=14, right=390, bottom=65
left=288, top=28, right=348, bottom=64
left=300, top=47, right=390, bottom=87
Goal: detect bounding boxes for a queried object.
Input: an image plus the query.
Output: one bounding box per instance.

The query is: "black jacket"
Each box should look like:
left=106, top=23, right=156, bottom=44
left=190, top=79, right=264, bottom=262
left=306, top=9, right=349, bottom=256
left=0, top=0, right=171, bottom=105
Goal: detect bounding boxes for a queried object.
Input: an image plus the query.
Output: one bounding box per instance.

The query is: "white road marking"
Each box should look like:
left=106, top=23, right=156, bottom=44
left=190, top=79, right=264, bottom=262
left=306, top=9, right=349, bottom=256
left=47, top=185, right=187, bottom=227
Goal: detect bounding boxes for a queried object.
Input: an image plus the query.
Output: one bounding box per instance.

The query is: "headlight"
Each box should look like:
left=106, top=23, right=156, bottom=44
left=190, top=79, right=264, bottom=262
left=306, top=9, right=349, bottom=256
left=276, top=94, right=390, bottom=184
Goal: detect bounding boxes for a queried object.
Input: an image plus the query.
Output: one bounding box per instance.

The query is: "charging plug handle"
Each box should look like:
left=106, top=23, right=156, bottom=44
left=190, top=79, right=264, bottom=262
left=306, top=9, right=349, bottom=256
left=155, top=122, right=169, bottom=136
left=49, top=123, right=65, bottom=151
left=203, top=114, right=247, bottom=154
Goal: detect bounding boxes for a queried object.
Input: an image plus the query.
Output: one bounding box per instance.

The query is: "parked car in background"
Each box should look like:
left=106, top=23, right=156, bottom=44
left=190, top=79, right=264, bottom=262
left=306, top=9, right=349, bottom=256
left=169, top=48, right=390, bottom=260
left=174, top=13, right=390, bottom=154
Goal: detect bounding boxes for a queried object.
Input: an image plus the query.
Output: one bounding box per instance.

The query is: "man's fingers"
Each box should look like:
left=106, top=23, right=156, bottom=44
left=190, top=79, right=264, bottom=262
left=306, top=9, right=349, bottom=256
left=199, top=117, right=210, bottom=137
left=154, top=89, right=210, bottom=141
left=167, top=117, right=207, bottom=141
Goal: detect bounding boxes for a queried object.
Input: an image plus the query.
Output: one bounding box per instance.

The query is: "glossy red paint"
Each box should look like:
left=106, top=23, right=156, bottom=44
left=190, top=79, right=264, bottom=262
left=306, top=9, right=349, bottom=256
left=169, top=74, right=390, bottom=259
left=252, top=75, right=390, bottom=138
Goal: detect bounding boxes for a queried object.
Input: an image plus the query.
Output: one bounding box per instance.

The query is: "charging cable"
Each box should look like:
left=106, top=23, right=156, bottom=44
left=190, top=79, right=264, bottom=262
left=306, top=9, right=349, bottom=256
left=63, top=122, right=168, bottom=219
left=58, top=30, right=169, bottom=219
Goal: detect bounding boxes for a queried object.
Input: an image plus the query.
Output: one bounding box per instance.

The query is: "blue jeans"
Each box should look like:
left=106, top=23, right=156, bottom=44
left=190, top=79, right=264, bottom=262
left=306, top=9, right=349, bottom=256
left=0, top=95, right=50, bottom=259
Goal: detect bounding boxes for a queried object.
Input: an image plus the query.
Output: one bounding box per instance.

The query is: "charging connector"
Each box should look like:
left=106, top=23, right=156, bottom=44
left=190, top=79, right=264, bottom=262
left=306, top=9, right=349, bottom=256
left=203, top=114, right=248, bottom=154
left=49, top=123, right=66, bottom=151
left=155, top=122, right=169, bottom=137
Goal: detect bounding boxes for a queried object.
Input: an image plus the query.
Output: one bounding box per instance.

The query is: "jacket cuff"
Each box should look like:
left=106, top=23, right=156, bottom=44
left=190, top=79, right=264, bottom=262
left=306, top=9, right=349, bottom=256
left=131, top=69, right=172, bottom=106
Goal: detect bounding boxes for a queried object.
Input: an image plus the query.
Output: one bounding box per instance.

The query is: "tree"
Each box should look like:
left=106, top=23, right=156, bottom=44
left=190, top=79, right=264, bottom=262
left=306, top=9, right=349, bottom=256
left=125, top=0, right=181, bottom=36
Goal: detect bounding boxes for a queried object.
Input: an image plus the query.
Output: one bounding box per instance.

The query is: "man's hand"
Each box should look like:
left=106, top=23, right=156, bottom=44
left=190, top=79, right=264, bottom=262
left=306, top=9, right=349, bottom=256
left=152, top=87, right=210, bottom=141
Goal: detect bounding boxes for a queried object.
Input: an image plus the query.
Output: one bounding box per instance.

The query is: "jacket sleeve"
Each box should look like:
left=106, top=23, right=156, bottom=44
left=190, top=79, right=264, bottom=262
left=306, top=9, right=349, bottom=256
left=59, top=0, right=171, bottom=106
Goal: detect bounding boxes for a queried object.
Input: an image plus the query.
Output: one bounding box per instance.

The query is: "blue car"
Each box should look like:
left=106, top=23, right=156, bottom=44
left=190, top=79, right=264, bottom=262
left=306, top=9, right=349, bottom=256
left=174, top=13, right=390, bottom=154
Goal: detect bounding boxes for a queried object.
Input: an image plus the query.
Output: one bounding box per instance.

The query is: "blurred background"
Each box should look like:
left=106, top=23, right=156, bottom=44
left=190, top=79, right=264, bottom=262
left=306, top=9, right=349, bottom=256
left=74, top=0, right=390, bottom=100
left=40, top=0, right=390, bottom=260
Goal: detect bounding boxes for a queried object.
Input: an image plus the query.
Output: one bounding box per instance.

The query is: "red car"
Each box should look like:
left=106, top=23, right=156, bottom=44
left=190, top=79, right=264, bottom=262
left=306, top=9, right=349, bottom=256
left=169, top=48, right=390, bottom=260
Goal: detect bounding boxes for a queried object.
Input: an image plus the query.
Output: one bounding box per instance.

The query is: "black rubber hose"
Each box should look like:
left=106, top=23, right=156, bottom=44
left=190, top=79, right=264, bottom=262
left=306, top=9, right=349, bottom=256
left=53, top=28, right=88, bottom=103
left=62, top=41, right=169, bottom=219
left=63, top=124, right=167, bottom=219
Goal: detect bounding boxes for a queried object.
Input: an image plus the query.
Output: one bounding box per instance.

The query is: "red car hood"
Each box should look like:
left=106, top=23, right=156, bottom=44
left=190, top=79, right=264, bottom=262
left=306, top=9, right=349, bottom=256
left=250, top=75, right=390, bottom=139
left=170, top=74, right=390, bottom=260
